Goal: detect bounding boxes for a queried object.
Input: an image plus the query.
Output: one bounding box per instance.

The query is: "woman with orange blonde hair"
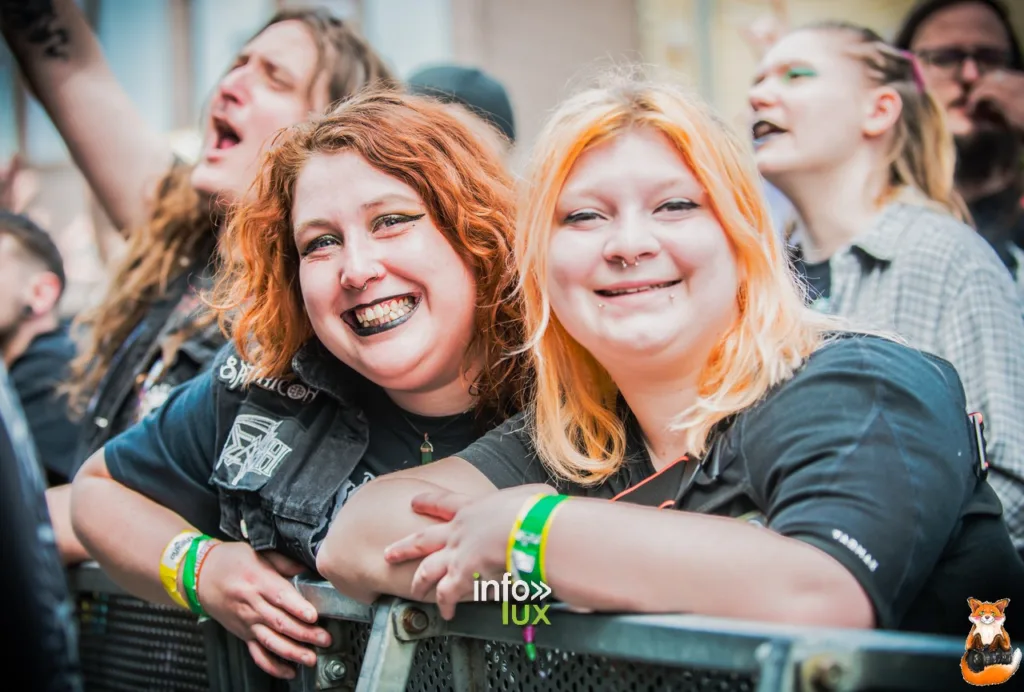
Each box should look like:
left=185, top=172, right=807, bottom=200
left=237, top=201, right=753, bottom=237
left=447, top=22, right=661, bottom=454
left=70, top=90, right=528, bottom=680
left=320, top=75, right=1024, bottom=639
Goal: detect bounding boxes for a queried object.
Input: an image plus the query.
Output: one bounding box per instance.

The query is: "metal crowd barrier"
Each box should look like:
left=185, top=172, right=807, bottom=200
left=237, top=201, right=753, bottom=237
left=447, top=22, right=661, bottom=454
left=70, top=564, right=966, bottom=691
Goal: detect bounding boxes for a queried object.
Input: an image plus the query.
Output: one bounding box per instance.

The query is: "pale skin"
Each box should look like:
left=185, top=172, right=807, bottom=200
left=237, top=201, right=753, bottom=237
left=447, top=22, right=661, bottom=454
left=317, top=129, right=875, bottom=629
left=749, top=30, right=906, bottom=262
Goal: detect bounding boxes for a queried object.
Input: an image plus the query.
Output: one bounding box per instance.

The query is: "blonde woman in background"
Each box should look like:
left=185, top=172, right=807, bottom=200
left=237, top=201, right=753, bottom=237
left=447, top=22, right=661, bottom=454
left=749, top=22, right=1024, bottom=559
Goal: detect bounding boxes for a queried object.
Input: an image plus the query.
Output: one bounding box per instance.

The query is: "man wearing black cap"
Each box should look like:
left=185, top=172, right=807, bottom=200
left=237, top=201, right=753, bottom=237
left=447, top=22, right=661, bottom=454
left=407, top=64, right=516, bottom=160
left=895, top=0, right=1024, bottom=276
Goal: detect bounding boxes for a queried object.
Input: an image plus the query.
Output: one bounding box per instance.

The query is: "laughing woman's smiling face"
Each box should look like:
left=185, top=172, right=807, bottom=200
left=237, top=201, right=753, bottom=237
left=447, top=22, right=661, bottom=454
left=292, top=151, right=478, bottom=397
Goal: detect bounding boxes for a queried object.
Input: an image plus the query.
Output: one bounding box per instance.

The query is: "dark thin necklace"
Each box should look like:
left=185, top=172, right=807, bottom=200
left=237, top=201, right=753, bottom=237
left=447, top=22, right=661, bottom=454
left=398, top=410, right=470, bottom=464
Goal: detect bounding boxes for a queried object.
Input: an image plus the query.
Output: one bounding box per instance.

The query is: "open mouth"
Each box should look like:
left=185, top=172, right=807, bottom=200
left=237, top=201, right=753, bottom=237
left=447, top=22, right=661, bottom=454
left=342, top=294, right=420, bottom=336
left=212, top=116, right=241, bottom=150
left=752, top=120, right=788, bottom=147
left=595, top=280, right=681, bottom=298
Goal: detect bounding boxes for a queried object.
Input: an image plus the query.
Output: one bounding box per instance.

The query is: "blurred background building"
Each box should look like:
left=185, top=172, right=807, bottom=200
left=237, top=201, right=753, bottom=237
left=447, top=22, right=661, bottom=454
left=3, top=0, right=1024, bottom=315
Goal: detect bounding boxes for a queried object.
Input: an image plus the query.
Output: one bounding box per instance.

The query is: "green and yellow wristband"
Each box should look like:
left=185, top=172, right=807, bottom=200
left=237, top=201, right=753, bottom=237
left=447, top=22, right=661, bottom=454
left=160, top=530, right=221, bottom=618
left=507, top=493, right=570, bottom=586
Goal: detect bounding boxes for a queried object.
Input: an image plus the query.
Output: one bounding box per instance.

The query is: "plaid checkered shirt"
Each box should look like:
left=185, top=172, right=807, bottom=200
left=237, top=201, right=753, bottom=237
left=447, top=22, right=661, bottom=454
left=793, top=202, right=1024, bottom=550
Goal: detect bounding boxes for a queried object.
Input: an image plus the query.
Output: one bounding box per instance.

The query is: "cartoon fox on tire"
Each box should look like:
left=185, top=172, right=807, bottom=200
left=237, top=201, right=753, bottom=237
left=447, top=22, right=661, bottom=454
left=961, top=599, right=1022, bottom=686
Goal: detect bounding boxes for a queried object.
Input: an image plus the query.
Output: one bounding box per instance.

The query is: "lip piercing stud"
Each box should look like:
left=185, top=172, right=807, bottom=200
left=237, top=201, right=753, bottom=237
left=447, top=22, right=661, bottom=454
left=669, top=293, right=675, bottom=301
left=598, top=303, right=605, bottom=309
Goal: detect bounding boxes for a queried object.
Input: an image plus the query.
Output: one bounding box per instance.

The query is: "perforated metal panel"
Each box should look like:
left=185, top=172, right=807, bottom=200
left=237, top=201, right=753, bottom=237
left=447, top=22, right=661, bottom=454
left=318, top=618, right=374, bottom=689
left=77, top=592, right=209, bottom=691
left=480, top=641, right=758, bottom=692
left=406, top=636, right=454, bottom=691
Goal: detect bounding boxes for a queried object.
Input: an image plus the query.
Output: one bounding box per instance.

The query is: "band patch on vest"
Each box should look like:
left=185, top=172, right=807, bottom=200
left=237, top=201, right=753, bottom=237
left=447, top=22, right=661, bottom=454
left=216, top=414, right=293, bottom=487
left=218, top=355, right=318, bottom=404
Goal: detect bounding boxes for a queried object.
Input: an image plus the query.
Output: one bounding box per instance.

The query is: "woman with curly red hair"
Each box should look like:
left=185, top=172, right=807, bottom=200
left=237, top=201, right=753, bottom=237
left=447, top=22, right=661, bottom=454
left=70, top=90, right=528, bottom=680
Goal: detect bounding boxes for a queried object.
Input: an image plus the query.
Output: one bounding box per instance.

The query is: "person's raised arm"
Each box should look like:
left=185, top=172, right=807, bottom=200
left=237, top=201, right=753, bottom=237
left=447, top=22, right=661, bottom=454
left=1, top=0, right=173, bottom=231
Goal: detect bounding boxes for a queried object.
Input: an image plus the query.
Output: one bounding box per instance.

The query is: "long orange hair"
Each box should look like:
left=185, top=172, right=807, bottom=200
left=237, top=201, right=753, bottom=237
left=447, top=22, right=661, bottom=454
left=210, top=90, right=528, bottom=422
left=516, top=74, right=844, bottom=485
left=64, top=8, right=395, bottom=415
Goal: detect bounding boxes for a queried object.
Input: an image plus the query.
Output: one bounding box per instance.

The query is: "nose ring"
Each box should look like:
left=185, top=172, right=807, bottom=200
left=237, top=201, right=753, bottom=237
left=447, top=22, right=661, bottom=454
left=357, top=269, right=379, bottom=292
left=619, top=257, right=641, bottom=269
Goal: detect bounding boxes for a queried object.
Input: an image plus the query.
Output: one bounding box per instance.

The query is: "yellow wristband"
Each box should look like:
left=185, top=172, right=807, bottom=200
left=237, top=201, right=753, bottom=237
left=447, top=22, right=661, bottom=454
left=159, top=530, right=201, bottom=610
left=505, top=493, right=548, bottom=575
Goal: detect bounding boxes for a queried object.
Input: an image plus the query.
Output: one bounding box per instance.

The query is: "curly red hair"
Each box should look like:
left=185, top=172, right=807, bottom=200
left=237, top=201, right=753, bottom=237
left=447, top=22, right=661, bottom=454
left=210, top=89, right=527, bottom=420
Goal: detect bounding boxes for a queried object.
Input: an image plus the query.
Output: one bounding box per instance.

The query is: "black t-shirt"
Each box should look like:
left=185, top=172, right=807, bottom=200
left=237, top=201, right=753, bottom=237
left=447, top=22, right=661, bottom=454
left=457, top=336, right=1024, bottom=636
left=9, top=321, right=85, bottom=485
left=104, top=366, right=478, bottom=552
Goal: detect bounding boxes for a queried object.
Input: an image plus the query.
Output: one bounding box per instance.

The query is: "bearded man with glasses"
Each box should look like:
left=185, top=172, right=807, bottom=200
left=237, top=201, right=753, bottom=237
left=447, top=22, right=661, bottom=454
left=896, top=1, right=1024, bottom=285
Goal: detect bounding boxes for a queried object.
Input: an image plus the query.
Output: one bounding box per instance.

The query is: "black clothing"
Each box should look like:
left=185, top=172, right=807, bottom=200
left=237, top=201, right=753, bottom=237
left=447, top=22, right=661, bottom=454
left=792, top=256, right=832, bottom=306
left=969, top=185, right=1024, bottom=278
left=0, top=362, right=82, bottom=691
left=105, top=340, right=481, bottom=570
left=457, top=335, right=1024, bottom=637
left=9, top=320, right=84, bottom=484
left=76, top=249, right=225, bottom=472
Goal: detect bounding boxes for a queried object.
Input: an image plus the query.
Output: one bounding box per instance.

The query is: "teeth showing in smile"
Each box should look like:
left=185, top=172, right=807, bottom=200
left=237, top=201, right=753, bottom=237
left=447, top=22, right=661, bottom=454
left=600, top=281, right=677, bottom=296
left=355, top=296, right=415, bottom=328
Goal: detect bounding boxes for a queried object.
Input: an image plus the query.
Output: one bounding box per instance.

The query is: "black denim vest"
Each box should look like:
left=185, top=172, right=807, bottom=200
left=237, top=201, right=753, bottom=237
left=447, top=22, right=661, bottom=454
left=207, top=341, right=372, bottom=570
left=79, top=255, right=225, bottom=461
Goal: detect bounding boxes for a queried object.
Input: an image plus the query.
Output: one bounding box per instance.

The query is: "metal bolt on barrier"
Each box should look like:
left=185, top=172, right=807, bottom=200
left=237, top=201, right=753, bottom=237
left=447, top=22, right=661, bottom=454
left=806, top=656, right=844, bottom=691
left=323, top=658, right=346, bottom=683
left=401, top=607, right=429, bottom=635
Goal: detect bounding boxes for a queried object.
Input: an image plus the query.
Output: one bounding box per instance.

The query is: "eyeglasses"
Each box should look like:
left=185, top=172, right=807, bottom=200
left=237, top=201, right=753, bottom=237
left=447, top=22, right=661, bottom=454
left=915, top=46, right=1012, bottom=77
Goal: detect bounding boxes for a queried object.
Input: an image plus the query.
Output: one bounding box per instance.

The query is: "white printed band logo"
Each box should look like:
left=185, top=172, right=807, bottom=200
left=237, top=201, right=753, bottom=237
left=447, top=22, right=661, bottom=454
left=217, top=414, right=293, bottom=486
left=473, top=572, right=551, bottom=626
left=218, top=356, right=318, bottom=404
left=832, top=528, right=878, bottom=572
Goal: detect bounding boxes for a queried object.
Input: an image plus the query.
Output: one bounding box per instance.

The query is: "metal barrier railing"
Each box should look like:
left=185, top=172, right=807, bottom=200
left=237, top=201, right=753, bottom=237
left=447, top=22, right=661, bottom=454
left=70, top=564, right=966, bottom=692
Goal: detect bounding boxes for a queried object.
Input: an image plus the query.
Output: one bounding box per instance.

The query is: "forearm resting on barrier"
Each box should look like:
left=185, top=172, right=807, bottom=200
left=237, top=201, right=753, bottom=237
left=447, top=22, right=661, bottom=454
left=318, top=459, right=498, bottom=603
left=70, top=450, right=196, bottom=607
left=542, top=499, right=875, bottom=628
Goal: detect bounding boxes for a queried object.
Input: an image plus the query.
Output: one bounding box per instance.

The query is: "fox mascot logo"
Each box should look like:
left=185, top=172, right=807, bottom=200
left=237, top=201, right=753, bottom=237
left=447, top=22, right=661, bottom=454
left=961, top=598, right=1022, bottom=686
